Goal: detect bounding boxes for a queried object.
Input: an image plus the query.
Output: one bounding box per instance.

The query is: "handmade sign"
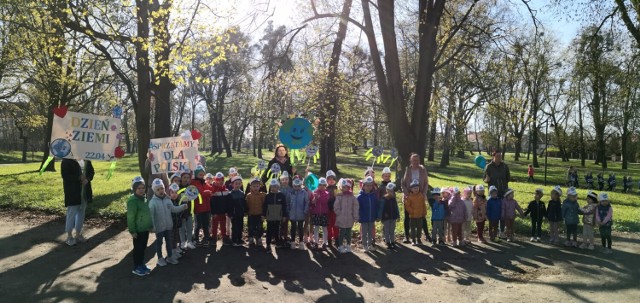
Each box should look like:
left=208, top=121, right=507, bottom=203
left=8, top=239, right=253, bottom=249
left=278, top=118, right=313, bottom=149
left=251, top=159, right=267, bottom=177
left=49, top=108, right=122, bottom=161
left=148, top=135, right=200, bottom=174
left=266, top=162, right=281, bottom=180
left=305, top=145, right=319, bottom=170
left=364, top=146, right=385, bottom=169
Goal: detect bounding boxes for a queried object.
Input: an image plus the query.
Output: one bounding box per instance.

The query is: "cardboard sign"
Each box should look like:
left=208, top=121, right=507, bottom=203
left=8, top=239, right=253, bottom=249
left=148, top=136, right=199, bottom=174
left=50, top=110, right=122, bottom=161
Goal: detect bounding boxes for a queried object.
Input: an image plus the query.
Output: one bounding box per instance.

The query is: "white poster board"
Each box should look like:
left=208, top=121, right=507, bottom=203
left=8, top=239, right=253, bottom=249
left=49, top=110, right=122, bottom=161
left=148, top=136, right=199, bottom=174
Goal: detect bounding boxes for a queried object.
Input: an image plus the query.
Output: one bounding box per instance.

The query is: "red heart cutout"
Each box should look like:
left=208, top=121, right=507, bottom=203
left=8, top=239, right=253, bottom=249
left=148, top=152, right=155, bottom=162
left=191, top=129, right=201, bottom=140
left=114, top=147, right=125, bottom=158
left=53, top=106, right=68, bottom=118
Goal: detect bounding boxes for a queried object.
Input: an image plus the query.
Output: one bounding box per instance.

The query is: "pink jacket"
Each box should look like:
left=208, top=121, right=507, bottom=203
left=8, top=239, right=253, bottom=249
left=501, top=198, right=523, bottom=219
left=448, top=195, right=468, bottom=224
left=334, top=193, right=359, bottom=228
left=310, top=189, right=330, bottom=215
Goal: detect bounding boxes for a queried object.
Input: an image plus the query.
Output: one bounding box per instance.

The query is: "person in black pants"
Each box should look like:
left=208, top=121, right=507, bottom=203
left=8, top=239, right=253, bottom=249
left=227, top=177, right=246, bottom=246
left=524, top=188, right=547, bottom=242
left=263, top=180, right=288, bottom=252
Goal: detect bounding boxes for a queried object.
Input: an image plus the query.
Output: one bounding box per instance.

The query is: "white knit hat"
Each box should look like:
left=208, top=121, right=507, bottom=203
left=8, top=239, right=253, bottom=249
left=339, top=178, right=352, bottom=188
left=452, top=187, right=460, bottom=194
left=269, top=179, right=280, bottom=187
left=475, top=185, right=485, bottom=192
left=410, top=179, right=420, bottom=188
left=382, top=167, right=392, bottom=175
left=167, top=183, right=180, bottom=194
left=504, top=188, right=514, bottom=197
left=552, top=185, right=563, bottom=196
left=151, top=178, right=165, bottom=191
left=326, top=170, right=336, bottom=179
left=292, top=178, right=303, bottom=186
left=598, top=192, right=609, bottom=201
left=567, top=187, right=577, bottom=196
left=279, top=171, right=290, bottom=180
left=318, top=177, right=328, bottom=186
left=587, top=191, right=598, bottom=200
left=229, top=167, right=237, bottom=175
left=215, top=172, right=225, bottom=179
left=205, top=173, right=214, bottom=179
left=489, top=185, right=497, bottom=193
left=431, top=187, right=441, bottom=195
left=131, top=176, right=145, bottom=191
left=363, top=176, right=374, bottom=184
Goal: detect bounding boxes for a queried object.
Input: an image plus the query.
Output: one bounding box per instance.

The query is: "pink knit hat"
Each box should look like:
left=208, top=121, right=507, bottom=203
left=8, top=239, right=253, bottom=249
left=463, top=187, right=472, bottom=198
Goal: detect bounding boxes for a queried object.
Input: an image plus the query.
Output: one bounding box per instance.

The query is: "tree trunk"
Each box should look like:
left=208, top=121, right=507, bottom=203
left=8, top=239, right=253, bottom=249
left=135, top=0, right=152, bottom=178
left=440, top=95, right=455, bottom=167
left=577, top=87, right=586, bottom=167
left=514, top=134, right=522, bottom=161
left=319, top=0, right=352, bottom=175
left=427, top=107, right=437, bottom=162
left=123, top=107, right=132, bottom=153
left=150, top=0, right=173, bottom=139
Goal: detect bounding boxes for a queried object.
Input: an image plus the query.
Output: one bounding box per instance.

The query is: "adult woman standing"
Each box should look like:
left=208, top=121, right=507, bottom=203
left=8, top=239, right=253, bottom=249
left=61, top=158, right=94, bottom=246
left=401, top=153, right=430, bottom=243
left=261, top=144, right=297, bottom=184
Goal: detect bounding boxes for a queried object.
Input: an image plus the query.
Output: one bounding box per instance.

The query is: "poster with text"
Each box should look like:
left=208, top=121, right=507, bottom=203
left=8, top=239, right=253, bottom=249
left=148, top=136, right=200, bottom=174
left=50, top=110, right=122, bottom=161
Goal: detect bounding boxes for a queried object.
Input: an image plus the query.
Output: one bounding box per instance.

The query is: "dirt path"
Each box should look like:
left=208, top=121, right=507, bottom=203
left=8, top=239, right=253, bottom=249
left=0, top=211, right=638, bottom=303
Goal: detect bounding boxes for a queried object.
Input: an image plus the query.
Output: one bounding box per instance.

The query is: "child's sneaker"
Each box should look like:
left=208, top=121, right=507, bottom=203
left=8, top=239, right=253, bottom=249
left=579, top=243, right=587, bottom=249
left=403, top=239, right=411, bottom=244
left=157, top=258, right=167, bottom=267
left=248, top=238, right=255, bottom=246
left=530, top=237, right=536, bottom=242
left=506, top=238, right=512, bottom=242
left=166, top=256, right=179, bottom=265
left=572, top=241, right=578, bottom=248
left=604, top=248, right=613, bottom=254
left=459, top=241, right=466, bottom=247
left=290, top=242, right=297, bottom=249
left=180, top=242, right=188, bottom=250
left=132, top=266, right=146, bottom=277
left=187, top=241, right=196, bottom=249
left=417, top=239, right=423, bottom=245
left=142, top=264, right=151, bottom=274
left=257, top=238, right=263, bottom=246
left=176, top=247, right=183, bottom=254
left=564, top=240, right=571, bottom=247
left=65, top=236, right=77, bottom=247
left=439, top=240, right=446, bottom=245
left=588, top=244, right=595, bottom=250
left=536, top=237, right=541, bottom=242
left=300, top=244, right=307, bottom=251
left=346, top=246, right=353, bottom=253
left=363, top=245, right=370, bottom=252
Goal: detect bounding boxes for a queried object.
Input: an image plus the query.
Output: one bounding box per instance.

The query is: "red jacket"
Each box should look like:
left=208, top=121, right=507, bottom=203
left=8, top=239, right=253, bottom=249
left=528, top=167, right=534, bottom=176
left=191, top=178, right=212, bottom=214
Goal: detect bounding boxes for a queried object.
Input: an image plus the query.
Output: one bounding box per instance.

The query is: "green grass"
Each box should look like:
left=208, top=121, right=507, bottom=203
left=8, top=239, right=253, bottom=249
left=0, top=150, right=638, bottom=234
left=0, top=150, right=40, bottom=164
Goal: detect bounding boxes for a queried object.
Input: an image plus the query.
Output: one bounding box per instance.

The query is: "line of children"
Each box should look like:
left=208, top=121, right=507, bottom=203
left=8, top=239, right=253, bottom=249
left=127, top=163, right=620, bottom=277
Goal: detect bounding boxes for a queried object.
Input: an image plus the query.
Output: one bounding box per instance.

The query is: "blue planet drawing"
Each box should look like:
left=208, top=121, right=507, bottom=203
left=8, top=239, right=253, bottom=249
left=51, top=138, right=72, bottom=158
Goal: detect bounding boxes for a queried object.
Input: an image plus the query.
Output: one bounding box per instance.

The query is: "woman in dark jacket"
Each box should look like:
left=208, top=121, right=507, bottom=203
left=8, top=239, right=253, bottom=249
left=261, top=144, right=296, bottom=187
left=61, top=158, right=94, bottom=246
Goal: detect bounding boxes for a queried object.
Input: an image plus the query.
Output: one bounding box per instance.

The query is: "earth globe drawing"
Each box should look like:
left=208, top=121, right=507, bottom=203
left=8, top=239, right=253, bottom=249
left=51, top=138, right=72, bottom=158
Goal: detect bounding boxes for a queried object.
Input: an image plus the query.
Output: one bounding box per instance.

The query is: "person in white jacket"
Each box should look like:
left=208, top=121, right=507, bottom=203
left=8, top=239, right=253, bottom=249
left=149, top=179, right=188, bottom=267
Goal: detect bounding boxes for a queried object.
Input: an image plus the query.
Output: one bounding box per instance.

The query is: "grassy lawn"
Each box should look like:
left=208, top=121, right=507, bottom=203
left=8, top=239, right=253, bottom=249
left=1, top=150, right=638, bottom=234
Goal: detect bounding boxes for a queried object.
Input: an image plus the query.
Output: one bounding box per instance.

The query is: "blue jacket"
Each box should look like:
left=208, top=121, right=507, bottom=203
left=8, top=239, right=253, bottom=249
left=486, top=197, right=502, bottom=221
left=357, top=191, right=379, bottom=223
left=226, top=190, right=246, bottom=218
left=562, top=199, right=580, bottom=225
left=431, top=199, right=447, bottom=221
left=288, top=189, right=309, bottom=221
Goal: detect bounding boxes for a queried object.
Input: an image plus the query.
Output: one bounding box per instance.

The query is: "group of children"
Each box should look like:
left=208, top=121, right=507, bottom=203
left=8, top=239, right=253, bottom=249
left=583, top=171, right=635, bottom=192
left=125, top=165, right=615, bottom=277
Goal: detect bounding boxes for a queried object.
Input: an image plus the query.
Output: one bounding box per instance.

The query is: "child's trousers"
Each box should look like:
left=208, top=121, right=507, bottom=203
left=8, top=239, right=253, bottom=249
left=566, top=224, right=577, bottom=241
left=530, top=218, right=543, bottom=238
left=583, top=224, right=594, bottom=245
left=231, top=216, right=244, bottom=244
left=179, top=216, right=193, bottom=244
left=382, top=219, right=396, bottom=244
left=248, top=215, right=263, bottom=239
left=290, top=220, right=304, bottom=243
left=266, top=221, right=280, bottom=246
left=599, top=226, right=612, bottom=248
left=360, top=222, right=374, bottom=248
left=410, top=218, right=422, bottom=241
left=132, top=231, right=149, bottom=269
left=451, top=222, right=463, bottom=243
left=211, top=214, right=227, bottom=240
left=339, top=227, right=352, bottom=247
left=476, top=220, right=486, bottom=241
left=489, top=219, right=499, bottom=240
left=431, top=220, right=444, bottom=241
left=155, top=230, right=172, bottom=259
left=463, top=220, right=472, bottom=240
left=504, top=218, right=516, bottom=239
left=194, top=213, right=211, bottom=242
left=549, top=221, right=560, bottom=242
